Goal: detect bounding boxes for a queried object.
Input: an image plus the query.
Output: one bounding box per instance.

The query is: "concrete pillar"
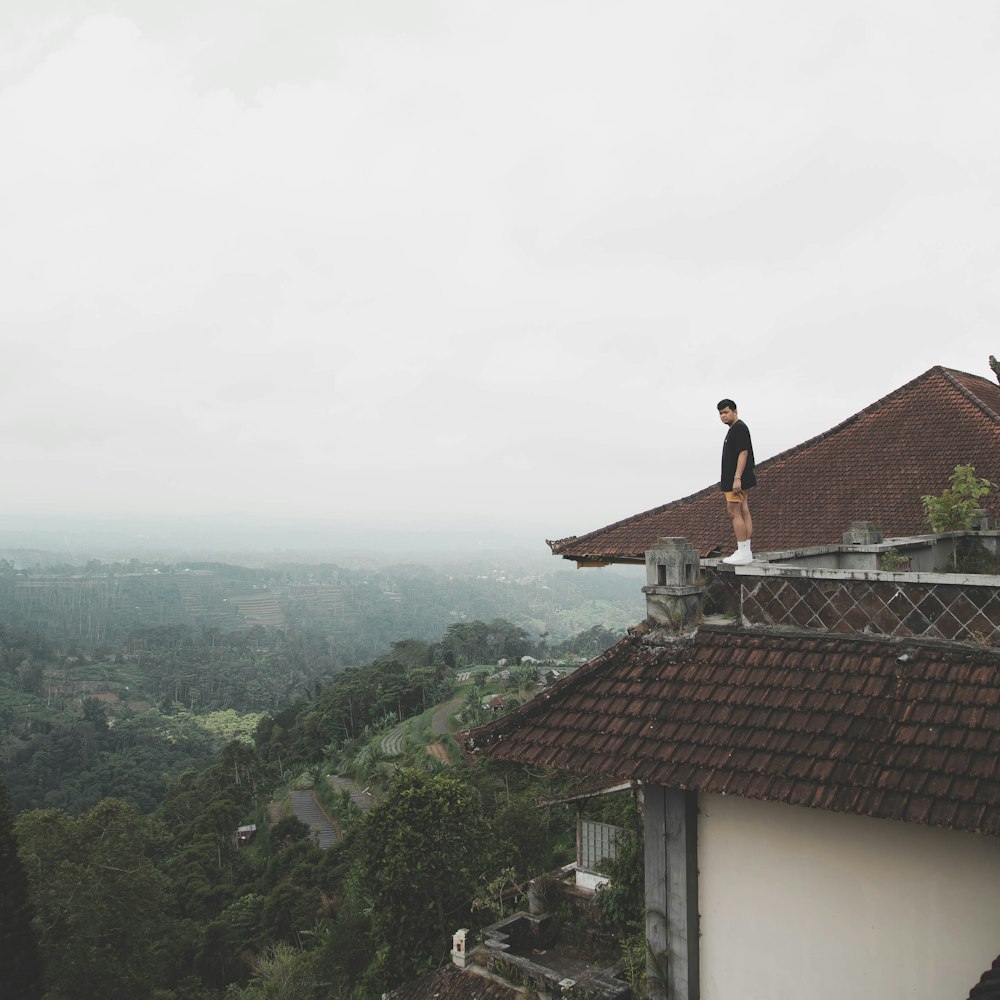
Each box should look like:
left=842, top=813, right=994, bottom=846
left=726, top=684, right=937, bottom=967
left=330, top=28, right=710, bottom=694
left=970, top=508, right=997, bottom=531
left=843, top=521, right=883, bottom=544
left=576, top=804, right=583, bottom=867
left=643, top=785, right=699, bottom=1000
left=643, top=538, right=704, bottom=630
left=527, top=880, right=546, bottom=916
left=452, top=928, right=470, bottom=968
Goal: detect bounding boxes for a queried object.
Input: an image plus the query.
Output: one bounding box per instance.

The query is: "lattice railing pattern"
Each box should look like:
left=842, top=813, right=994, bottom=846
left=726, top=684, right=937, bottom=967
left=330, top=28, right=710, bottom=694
left=703, top=568, right=740, bottom=617
left=742, top=576, right=1000, bottom=643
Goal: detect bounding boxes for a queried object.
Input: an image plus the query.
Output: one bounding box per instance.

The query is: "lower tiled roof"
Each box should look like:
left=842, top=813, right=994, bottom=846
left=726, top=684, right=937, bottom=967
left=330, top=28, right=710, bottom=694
left=550, top=366, right=1000, bottom=562
left=464, top=623, right=1000, bottom=837
left=386, top=964, right=521, bottom=1000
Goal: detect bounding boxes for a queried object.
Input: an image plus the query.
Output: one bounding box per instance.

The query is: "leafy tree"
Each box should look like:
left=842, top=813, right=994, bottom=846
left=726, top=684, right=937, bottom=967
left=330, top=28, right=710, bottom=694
left=352, top=769, right=495, bottom=988
left=15, top=659, right=44, bottom=694
left=922, top=464, right=993, bottom=534
left=486, top=618, right=530, bottom=662
left=15, top=798, right=172, bottom=1000
left=593, top=797, right=645, bottom=997
left=922, top=464, right=994, bottom=568
left=193, top=917, right=248, bottom=990
left=6, top=716, right=113, bottom=813
left=490, top=798, right=550, bottom=878
left=594, top=808, right=644, bottom=932
left=0, top=776, right=44, bottom=999
left=261, top=881, right=315, bottom=945
left=82, top=695, right=110, bottom=733
left=158, top=742, right=264, bottom=923
left=4, top=707, right=223, bottom=815
left=312, top=887, right=373, bottom=995
left=554, top=624, right=623, bottom=659
left=460, top=685, right=489, bottom=728
left=390, top=638, right=433, bottom=669
left=224, top=942, right=324, bottom=1000
left=443, top=621, right=490, bottom=666
left=269, top=815, right=311, bottom=852
left=472, top=866, right=523, bottom=921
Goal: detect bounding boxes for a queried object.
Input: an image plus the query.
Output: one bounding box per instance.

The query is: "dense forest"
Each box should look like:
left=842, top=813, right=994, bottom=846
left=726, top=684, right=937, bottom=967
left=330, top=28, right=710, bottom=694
left=0, top=552, right=645, bottom=999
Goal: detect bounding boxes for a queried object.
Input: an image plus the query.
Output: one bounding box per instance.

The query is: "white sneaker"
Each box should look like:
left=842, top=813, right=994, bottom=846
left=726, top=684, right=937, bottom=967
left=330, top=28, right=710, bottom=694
left=722, top=550, right=752, bottom=565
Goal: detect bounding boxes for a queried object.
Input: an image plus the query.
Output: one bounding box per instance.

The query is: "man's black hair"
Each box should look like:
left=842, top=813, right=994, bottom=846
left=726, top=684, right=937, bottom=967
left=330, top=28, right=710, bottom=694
left=717, top=398, right=737, bottom=412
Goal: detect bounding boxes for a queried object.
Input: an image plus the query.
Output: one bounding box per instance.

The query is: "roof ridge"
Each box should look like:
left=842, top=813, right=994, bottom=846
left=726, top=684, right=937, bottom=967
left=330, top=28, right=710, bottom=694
left=939, top=366, right=1000, bottom=425
left=752, top=365, right=964, bottom=473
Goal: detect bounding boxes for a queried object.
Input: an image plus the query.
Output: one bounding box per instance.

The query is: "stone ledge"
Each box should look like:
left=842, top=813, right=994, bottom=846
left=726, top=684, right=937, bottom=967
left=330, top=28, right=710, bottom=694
left=730, top=562, right=1000, bottom=587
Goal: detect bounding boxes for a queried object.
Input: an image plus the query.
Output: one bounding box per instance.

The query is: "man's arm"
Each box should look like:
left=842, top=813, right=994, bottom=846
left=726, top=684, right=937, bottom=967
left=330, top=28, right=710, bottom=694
left=733, top=450, right=748, bottom=490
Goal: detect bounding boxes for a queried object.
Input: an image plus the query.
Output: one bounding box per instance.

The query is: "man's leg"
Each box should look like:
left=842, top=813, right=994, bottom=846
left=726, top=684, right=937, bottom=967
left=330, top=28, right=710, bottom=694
left=727, top=500, right=748, bottom=542
left=723, top=495, right=754, bottom=564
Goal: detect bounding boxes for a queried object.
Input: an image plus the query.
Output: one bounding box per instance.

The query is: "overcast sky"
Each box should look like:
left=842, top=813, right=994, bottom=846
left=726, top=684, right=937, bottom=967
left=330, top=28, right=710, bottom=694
left=2, top=1, right=998, bottom=548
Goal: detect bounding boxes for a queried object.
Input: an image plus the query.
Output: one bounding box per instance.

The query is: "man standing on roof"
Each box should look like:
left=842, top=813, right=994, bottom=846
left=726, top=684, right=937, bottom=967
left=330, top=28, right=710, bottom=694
left=718, top=399, right=756, bottom=565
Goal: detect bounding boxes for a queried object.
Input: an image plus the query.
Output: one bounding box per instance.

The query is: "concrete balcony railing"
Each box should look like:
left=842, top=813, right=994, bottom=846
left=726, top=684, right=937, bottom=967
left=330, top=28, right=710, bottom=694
left=701, top=530, right=1000, bottom=644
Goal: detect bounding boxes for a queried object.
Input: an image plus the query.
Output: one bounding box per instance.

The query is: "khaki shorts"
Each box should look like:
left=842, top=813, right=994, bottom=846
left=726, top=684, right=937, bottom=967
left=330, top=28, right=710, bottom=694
left=725, top=489, right=749, bottom=503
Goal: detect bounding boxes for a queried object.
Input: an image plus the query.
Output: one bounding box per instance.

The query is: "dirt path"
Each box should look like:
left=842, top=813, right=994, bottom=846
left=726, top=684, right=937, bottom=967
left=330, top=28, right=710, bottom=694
left=426, top=741, right=452, bottom=763
left=431, top=695, right=465, bottom=735
left=327, top=775, right=375, bottom=813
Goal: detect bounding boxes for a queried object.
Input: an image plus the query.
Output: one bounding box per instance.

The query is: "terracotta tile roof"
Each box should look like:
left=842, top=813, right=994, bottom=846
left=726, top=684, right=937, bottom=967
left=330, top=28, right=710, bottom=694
left=970, top=956, right=1000, bottom=1000
left=386, top=964, right=522, bottom=1000
left=464, top=623, right=1000, bottom=837
left=550, top=366, right=1000, bottom=563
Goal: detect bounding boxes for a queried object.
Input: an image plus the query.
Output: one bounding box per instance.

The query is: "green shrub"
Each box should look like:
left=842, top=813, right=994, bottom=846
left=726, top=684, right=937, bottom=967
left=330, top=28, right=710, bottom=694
left=922, top=464, right=993, bottom=534
left=878, top=548, right=909, bottom=572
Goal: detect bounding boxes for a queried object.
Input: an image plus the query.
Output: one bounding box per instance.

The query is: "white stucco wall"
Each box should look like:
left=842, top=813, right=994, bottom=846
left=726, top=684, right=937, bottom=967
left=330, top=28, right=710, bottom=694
left=575, top=869, right=610, bottom=893
left=698, top=793, right=1000, bottom=1000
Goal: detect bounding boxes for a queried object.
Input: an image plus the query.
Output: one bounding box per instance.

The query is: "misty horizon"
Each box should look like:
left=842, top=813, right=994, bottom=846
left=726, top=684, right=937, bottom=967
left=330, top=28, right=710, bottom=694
left=0, top=512, right=652, bottom=576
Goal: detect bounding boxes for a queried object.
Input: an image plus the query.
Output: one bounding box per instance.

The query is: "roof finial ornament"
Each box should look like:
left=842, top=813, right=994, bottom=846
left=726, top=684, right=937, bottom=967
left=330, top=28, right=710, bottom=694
left=990, top=354, right=1000, bottom=385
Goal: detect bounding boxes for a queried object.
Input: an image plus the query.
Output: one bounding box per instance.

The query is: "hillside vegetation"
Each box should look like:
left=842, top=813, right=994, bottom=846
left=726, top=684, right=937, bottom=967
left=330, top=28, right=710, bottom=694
left=1, top=583, right=641, bottom=999
left=0, top=550, right=645, bottom=997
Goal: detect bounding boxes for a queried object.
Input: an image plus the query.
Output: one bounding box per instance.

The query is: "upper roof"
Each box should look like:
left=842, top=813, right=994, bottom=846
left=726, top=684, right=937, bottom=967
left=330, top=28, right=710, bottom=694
left=970, top=956, right=1000, bottom=1000
left=550, top=366, right=1000, bottom=563
left=464, top=623, right=1000, bottom=837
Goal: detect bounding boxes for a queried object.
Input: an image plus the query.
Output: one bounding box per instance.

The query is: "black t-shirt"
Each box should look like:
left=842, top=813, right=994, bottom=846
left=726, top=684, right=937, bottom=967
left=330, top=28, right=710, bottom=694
left=720, top=419, right=756, bottom=491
